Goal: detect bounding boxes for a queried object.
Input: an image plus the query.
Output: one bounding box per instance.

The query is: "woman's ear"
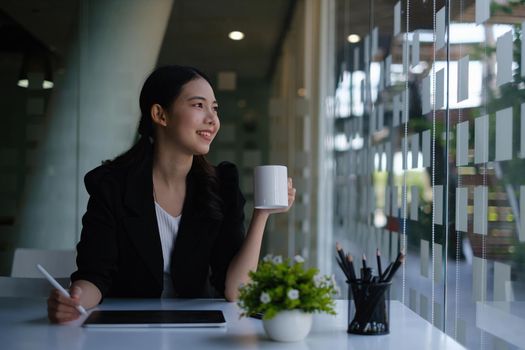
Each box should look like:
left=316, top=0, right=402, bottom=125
left=150, top=104, right=168, bottom=127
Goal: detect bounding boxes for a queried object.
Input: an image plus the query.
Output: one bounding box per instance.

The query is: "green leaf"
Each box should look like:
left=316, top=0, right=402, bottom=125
left=237, top=256, right=338, bottom=319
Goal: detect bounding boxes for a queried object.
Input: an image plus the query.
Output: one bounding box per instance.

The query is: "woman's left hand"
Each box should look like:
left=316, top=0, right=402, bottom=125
left=256, top=177, right=296, bottom=215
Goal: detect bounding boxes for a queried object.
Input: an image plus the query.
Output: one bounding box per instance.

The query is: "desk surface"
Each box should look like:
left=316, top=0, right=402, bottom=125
left=0, top=298, right=465, bottom=350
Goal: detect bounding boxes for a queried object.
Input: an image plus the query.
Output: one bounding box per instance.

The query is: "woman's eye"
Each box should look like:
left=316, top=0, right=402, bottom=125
left=213, top=106, right=219, bottom=112
left=193, top=103, right=203, bottom=108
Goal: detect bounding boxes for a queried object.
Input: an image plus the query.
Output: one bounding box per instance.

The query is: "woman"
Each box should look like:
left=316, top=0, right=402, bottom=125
left=47, top=65, right=295, bottom=323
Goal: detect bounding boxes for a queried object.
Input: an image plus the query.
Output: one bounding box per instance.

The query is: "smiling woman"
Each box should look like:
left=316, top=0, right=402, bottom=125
left=45, top=65, right=296, bottom=324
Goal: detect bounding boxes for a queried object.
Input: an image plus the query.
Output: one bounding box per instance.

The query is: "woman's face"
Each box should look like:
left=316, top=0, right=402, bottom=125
left=165, top=77, right=220, bottom=155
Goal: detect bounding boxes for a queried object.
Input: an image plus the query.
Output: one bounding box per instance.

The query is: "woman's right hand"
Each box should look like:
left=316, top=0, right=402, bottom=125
left=47, top=286, right=83, bottom=323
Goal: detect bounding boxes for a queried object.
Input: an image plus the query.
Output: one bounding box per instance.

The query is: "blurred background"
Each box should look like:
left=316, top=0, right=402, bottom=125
left=1, top=0, right=525, bottom=348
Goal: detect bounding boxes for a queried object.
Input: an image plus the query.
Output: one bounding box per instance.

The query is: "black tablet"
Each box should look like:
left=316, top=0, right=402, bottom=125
left=82, top=310, right=226, bottom=328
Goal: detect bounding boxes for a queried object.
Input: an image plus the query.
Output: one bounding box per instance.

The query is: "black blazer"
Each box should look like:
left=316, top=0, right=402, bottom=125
left=71, top=153, right=246, bottom=299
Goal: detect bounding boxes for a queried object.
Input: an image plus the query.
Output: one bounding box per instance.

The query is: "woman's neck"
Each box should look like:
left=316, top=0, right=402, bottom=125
left=152, top=144, right=193, bottom=188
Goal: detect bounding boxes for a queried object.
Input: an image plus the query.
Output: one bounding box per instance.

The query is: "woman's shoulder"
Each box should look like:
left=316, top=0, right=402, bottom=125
left=215, top=161, right=240, bottom=184
left=214, top=161, right=245, bottom=208
left=84, top=162, right=127, bottom=195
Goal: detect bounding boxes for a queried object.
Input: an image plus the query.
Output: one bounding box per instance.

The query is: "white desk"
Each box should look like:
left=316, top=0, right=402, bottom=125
left=0, top=298, right=465, bottom=350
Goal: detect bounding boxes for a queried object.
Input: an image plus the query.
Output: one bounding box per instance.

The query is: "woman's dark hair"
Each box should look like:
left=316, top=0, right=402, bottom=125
left=106, top=65, right=222, bottom=219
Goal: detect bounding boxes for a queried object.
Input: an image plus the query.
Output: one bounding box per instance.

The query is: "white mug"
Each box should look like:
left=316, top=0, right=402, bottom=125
left=254, top=165, right=288, bottom=209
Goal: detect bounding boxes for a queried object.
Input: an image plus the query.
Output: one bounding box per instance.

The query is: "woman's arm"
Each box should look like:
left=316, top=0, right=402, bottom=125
left=223, top=210, right=268, bottom=301
left=48, top=168, right=119, bottom=323
left=224, top=178, right=296, bottom=301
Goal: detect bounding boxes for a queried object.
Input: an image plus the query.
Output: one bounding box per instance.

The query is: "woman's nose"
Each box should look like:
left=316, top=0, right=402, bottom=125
left=206, top=114, right=217, bottom=125
left=206, top=110, right=218, bottom=125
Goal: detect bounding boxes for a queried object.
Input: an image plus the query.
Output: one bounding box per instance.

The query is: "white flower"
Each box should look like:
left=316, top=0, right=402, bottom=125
left=260, top=292, right=271, bottom=304
left=263, top=254, right=273, bottom=262
left=313, top=273, right=323, bottom=287
left=272, top=255, right=283, bottom=264
left=293, top=255, right=305, bottom=263
left=330, top=274, right=337, bottom=286
left=333, top=285, right=341, bottom=297
left=287, top=289, right=300, bottom=300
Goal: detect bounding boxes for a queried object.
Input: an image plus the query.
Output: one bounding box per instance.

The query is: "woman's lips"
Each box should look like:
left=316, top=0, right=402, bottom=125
left=196, top=130, right=213, bottom=141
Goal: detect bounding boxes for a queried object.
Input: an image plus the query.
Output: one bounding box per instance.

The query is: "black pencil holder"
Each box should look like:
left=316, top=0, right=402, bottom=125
left=346, top=280, right=391, bottom=335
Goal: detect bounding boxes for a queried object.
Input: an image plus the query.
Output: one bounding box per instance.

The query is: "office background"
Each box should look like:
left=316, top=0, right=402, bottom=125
left=0, top=0, right=524, bottom=349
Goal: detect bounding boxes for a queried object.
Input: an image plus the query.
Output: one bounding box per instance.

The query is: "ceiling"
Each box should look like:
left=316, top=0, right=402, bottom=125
left=2, top=0, right=525, bottom=83
left=0, top=0, right=77, bottom=58
left=0, top=0, right=294, bottom=82
left=157, top=0, right=294, bottom=80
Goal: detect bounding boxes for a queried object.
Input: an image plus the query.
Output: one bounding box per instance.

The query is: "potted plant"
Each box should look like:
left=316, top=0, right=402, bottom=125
left=237, top=254, right=339, bottom=342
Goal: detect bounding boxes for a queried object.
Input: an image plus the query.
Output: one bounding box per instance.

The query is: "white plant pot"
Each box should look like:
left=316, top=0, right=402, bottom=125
left=262, top=310, right=313, bottom=342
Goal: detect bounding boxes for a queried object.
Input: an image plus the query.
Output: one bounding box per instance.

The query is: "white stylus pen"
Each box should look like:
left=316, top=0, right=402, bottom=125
left=36, top=264, right=87, bottom=315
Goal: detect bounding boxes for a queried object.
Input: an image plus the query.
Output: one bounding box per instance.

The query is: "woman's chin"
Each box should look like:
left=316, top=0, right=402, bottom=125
left=194, top=146, right=210, bottom=156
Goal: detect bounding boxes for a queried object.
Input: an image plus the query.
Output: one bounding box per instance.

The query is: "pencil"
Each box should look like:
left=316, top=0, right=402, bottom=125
left=346, top=254, right=357, bottom=281
left=336, top=242, right=350, bottom=271
left=376, top=249, right=383, bottom=278
left=384, top=252, right=405, bottom=282
left=380, top=262, right=393, bottom=282
left=362, top=254, right=373, bottom=282
left=336, top=257, right=351, bottom=281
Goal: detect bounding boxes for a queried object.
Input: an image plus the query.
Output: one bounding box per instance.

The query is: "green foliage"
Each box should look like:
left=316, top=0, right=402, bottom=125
left=492, top=0, right=525, bottom=15
left=237, top=255, right=338, bottom=320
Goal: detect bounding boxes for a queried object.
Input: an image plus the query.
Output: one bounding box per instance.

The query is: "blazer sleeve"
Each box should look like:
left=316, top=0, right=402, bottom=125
left=209, top=162, right=246, bottom=295
left=70, top=168, right=118, bottom=299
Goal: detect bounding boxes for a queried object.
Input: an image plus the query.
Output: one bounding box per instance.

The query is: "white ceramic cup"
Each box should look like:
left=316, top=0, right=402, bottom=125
left=254, top=165, right=288, bottom=209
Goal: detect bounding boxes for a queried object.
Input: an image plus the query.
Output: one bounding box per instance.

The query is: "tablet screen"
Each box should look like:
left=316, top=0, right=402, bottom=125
left=82, top=310, right=226, bottom=328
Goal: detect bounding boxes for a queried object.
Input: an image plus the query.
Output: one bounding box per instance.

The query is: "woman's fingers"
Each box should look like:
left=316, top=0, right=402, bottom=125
left=48, top=298, right=78, bottom=314
left=288, top=189, right=296, bottom=204
left=47, top=288, right=81, bottom=323
left=49, top=310, right=79, bottom=324
left=287, top=177, right=296, bottom=207
left=54, top=291, right=80, bottom=309
left=47, top=305, right=80, bottom=323
left=69, top=286, right=83, bottom=305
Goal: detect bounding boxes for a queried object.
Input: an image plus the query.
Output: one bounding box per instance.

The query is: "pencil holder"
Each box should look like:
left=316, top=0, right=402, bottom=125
left=346, top=280, right=391, bottom=335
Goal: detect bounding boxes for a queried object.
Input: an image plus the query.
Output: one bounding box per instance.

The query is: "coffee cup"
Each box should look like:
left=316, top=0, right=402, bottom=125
left=254, top=165, right=288, bottom=209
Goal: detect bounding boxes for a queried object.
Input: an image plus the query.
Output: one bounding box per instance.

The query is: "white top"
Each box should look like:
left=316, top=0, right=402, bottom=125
left=154, top=201, right=181, bottom=297
left=0, top=298, right=467, bottom=350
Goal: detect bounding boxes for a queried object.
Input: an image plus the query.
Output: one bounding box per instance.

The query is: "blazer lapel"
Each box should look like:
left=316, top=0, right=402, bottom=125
left=173, top=171, right=209, bottom=253
left=122, top=153, right=163, bottom=289
left=171, top=170, right=216, bottom=296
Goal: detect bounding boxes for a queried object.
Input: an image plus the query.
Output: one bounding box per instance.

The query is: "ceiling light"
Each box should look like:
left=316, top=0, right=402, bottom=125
left=297, top=88, right=307, bottom=97
left=17, top=51, right=54, bottom=89
left=17, top=79, right=29, bottom=88
left=228, top=31, right=245, bottom=41
left=43, top=80, right=54, bottom=89
left=334, top=133, right=351, bottom=152
left=347, top=34, right=360, bottom=43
